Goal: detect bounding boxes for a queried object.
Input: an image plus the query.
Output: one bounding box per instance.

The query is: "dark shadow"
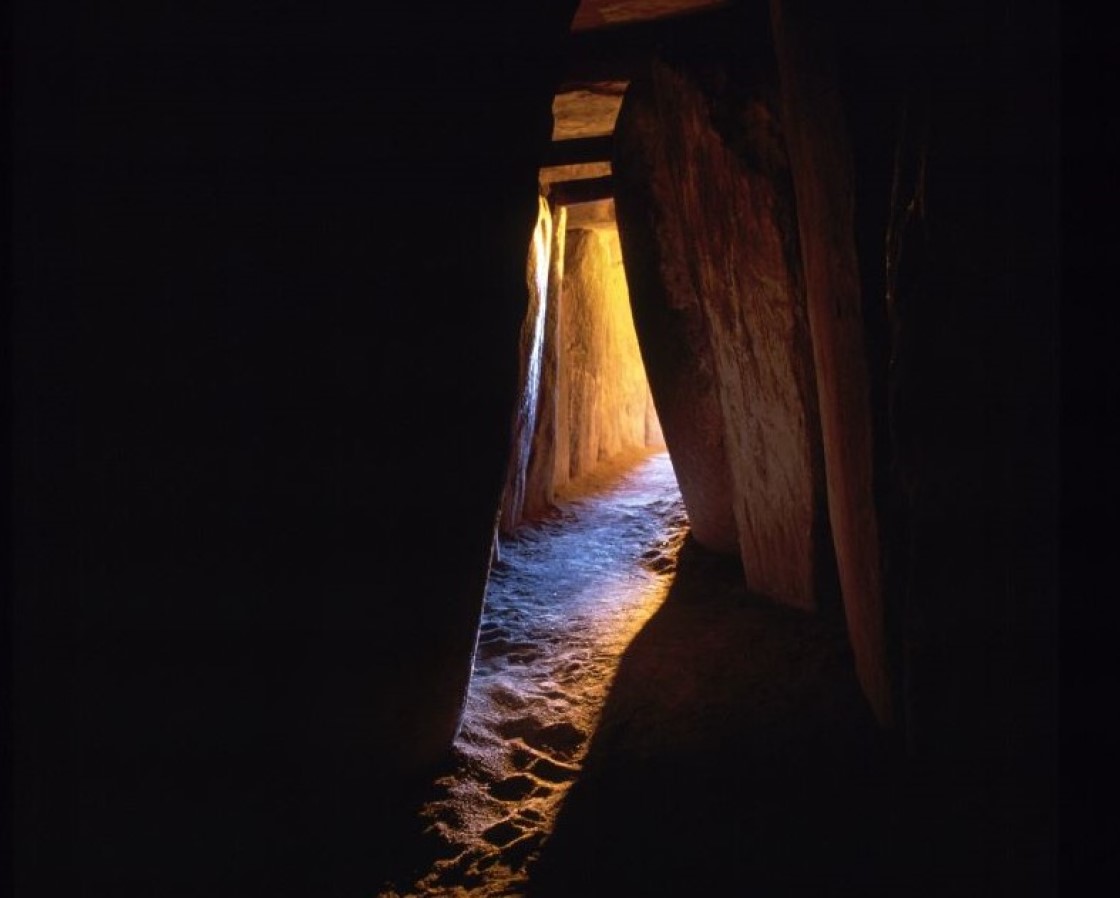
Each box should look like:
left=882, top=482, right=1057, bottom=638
left=526, top=536, right=903, bottom=897
left=56, top=635, right=462, bottom=898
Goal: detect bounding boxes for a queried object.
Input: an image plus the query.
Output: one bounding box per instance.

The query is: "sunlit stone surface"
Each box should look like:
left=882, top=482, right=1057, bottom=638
left=517, top=219, right=663, bottom=530
left=501, top=198, right=554, bottom=532
left=614, top=53, right=833, bottom=610
left=384, top=452, right=686, bottom=897
left=551, top=83, right=628, bottom=140
left=558, top=227, right=661, bottom=484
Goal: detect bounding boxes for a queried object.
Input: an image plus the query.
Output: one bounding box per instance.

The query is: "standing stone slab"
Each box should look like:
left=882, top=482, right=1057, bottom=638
left=614, top=78, right=739, bottom=555
left=615, top=57, right=833, bottom=609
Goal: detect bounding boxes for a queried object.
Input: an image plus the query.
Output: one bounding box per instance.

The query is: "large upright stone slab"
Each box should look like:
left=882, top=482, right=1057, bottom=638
left=770, top=21, right=1059, bottom=888
left=523, top=204, right=568, bottom=521
left=768, top=0, right=891, bottom=721
left=501, top=197, right=554, bottom=534
left=613, top=100, right=739, bottom=555
left=614, top=55, right=833, bottom=608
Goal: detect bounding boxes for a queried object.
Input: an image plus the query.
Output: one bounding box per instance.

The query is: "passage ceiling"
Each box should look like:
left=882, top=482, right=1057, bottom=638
left=547, top=0, right=730, bottom=225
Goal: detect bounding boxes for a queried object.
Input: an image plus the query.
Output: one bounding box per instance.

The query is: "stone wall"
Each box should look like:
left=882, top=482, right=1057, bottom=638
left=609, top=1, right=1058, bottom=889
left=770, top=0, right=1058, bottom=760
left=613, top=25, right=1058, bottom=887
left=765, top=0, right=892, bottom=719
left=512, top=220, right=663, bottom=528
left=558, top=226, right=662, bottom=485
left=522, top=204, right=569, bottom=522
left=501, top=197, right=555, bottom=531
left=614, top=50, right=835, bottom=611
left=768, top=3, right=1058, bottom=888
left=10, top=2, right=581, bottom=894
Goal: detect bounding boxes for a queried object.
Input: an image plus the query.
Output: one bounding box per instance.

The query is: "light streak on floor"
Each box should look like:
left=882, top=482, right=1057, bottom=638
left=389, top=451, right=686, bottom=897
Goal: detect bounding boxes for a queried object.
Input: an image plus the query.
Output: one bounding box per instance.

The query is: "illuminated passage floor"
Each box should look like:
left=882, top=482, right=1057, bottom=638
left=390, top=450, right=688, bottom=897
left=385, top=449, right=897, bottom=897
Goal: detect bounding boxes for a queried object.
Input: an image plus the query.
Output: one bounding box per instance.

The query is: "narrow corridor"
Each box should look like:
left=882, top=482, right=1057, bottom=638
left=385, top=448, right=900, bottom=897
left=386, top=450, right=688, bottom=896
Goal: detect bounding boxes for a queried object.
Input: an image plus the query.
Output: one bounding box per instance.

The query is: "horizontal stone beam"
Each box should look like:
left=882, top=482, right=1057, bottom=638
left=559, top=7, right=735, bottom=86
left=565, top=198, right=616, bottom=229
left=548, top=175, right=614, bottom=206
left=543, top=135, right=614, bottom=167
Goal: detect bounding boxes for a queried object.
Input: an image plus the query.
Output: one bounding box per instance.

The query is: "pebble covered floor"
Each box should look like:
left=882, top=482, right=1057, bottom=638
left=384, top=451, right=687, bottom=897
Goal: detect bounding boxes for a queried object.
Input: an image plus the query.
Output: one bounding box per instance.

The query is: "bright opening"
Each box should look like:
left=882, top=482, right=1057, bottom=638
left=385, top=197, right=682, bottom=897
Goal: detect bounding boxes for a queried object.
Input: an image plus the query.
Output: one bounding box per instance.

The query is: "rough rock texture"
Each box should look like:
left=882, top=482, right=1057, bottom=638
left=389, top=453, right=689, bottom=897
left=522, top=206, right=569, bottom=522
left=763, top=5, right=891, bottom=711
left=770, top=0, right=1058, bottom=890
left=614, top=53, right=833, bottom=609
left=644, top=385, right=665, bottom=447
left=564, top=197, right=617, bottom=229
left=556, top=227, right=662, bottom=487
left=11, top=3, right=582, bottom=895
left=501, top=198, right=555, bottom=534
left=552, top=82, right=628, bottom=139
left=513, top=217, right=660, bottom=528
left=612, top=143, right=738, bottom=554
left=539, top=162, right=611, bottom=187
left=9, top=0, right=1058, bottom=893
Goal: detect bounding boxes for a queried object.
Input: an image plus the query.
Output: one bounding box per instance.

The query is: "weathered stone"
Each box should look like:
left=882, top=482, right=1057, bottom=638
left=501, top=198, right=555, bottom=534
left=552, top=82, right=628, bottom=139
left=770, top=5, right=1059, bottom=836
left=613, top=107, right=738, bottom=554
left=614, top=55, right=833, bottom=608
left=539, top=162, right=611, bottom=188
left=558, top=227, right=660, bottom=484
left=523, top=205, right=569, bottom=521
left=513, top=213, right=660, bottom=525
left=564, top=197, right=617, bottom=229
left=769, top=0, right=892, bottom=721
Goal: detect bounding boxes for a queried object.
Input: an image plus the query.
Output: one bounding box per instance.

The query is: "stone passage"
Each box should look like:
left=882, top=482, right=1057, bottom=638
left=381, top=451, right=687, bottom=897
left=504, top=207, right=665, bottom=535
